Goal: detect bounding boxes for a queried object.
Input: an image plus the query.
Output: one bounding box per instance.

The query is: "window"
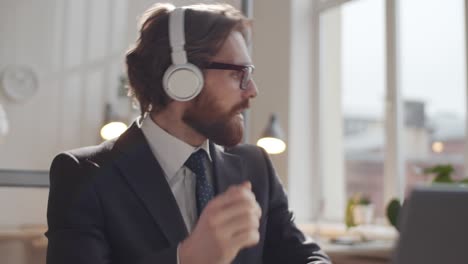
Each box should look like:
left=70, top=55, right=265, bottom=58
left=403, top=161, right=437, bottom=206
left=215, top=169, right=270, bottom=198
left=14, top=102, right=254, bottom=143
left=400, top=0, right=467, bottom=192
left=341, top=0, right=386, bottom=217
left=295, top=0, right=468, bottom=222
left=318, top=0, right=387, bottom=219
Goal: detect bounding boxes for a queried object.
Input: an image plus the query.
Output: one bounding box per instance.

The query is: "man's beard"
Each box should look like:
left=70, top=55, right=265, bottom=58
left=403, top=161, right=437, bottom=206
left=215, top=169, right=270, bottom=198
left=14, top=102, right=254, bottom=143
left=183, top=93, right=249, bottom=147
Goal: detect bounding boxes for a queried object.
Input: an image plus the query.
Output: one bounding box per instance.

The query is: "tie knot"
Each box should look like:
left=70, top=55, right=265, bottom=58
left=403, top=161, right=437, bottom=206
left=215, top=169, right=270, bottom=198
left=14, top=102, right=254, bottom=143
left=185, top=149, right=209, bottom=177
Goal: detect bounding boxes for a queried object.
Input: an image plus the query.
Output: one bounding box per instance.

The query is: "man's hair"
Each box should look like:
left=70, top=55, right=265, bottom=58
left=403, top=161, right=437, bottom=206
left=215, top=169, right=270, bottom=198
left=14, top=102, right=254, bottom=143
left=126, top=3, right=251, bottom=115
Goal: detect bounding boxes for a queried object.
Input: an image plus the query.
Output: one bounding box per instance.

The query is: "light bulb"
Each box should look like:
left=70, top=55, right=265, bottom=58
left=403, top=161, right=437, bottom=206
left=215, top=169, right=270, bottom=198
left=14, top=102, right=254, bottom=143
left=100, top=121, right=128, bottom=140
left=432, top=141, right=444, bottom=153
left=257, top=137, right=286, bottom=154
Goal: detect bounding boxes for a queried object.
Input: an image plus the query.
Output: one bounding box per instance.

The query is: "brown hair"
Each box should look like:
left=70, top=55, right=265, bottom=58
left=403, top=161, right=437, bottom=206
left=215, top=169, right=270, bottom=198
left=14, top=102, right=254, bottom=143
left=126, top=3, right=251, bottom=115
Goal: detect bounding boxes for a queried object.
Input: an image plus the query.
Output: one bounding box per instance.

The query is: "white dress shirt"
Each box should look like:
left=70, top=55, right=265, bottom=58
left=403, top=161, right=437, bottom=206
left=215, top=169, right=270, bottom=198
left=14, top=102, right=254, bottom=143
left=139, top=115, right=214, bottom=233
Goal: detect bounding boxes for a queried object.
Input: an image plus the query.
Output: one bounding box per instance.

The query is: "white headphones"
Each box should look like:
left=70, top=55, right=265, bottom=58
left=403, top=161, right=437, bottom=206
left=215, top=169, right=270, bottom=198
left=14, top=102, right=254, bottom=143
left=163, top=8, right=204, bottom=101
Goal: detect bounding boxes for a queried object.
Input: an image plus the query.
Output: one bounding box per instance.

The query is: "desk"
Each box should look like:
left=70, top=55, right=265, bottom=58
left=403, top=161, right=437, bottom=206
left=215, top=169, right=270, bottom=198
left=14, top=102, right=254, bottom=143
left=323, top=240, right=394, bottom=264
left=298, top=222, right=397, bottom=264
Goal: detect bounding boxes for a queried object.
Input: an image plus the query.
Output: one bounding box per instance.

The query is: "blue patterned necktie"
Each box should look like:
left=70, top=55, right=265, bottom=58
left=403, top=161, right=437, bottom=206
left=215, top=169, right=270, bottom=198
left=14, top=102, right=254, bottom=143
left=184, top=149, right=214, bottom=216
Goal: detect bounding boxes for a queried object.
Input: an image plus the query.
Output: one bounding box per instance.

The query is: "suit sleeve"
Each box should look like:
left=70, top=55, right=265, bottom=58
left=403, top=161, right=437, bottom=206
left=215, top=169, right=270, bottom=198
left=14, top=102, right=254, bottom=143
left=260, top=148, right=331, bottom=264
left=46, top=153, right=179, bottom=264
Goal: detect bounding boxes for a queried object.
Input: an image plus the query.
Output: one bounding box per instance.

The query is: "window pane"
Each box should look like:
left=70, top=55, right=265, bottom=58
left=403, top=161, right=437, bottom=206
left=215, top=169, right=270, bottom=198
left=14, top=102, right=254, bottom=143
left=400, top=0, right=466, bottom=191
left=341, top=0, right=386, bottom=217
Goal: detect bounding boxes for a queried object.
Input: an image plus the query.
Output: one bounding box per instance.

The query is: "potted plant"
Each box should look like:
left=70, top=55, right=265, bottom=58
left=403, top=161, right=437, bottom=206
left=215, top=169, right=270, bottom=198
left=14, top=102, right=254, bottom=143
left=346, top=193, right=374, bottom=228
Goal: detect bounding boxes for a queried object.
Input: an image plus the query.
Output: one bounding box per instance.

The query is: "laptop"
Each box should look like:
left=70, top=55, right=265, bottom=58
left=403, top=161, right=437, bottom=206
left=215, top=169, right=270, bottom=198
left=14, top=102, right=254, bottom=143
left=392, top=184, right=468, bottom=264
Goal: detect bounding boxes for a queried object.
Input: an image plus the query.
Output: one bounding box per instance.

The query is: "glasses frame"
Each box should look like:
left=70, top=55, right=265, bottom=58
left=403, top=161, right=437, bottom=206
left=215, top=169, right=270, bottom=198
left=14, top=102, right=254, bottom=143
left=204, top=62, right=255, bottom=90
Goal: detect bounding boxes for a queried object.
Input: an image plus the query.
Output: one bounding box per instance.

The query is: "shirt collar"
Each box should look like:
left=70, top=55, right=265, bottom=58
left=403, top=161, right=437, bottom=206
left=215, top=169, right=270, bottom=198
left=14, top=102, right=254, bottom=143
left=140, top=115, right=211, bottom=181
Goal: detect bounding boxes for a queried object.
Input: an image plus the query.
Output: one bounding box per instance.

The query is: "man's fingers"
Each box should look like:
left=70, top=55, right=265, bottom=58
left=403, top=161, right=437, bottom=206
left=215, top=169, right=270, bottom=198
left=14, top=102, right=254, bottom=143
left=224, top=212, right=260, bottom=236
left=207, top=183, right=256, bottom=210
left=214, top=199, right=261, bottom=227
left=242, top=181, right=252, bottom=190
left=231, top=229, right=260, bottom=249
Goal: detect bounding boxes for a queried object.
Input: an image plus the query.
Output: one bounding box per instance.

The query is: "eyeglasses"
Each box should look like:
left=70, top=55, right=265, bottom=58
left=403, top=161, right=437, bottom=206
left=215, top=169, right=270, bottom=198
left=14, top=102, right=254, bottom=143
left=204, top=62, right=255, bottom=90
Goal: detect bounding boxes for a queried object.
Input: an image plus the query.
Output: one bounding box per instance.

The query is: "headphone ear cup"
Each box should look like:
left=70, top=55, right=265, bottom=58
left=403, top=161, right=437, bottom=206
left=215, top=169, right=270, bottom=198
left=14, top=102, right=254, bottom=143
left=163, top=63, right=204, bottom=101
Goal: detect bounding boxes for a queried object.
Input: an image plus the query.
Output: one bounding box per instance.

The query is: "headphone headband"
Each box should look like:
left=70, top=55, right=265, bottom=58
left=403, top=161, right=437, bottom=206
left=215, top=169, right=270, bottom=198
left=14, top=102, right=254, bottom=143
left=169, top=8, right=187, bottom=65
left=163, top=7, right=204, bottom=102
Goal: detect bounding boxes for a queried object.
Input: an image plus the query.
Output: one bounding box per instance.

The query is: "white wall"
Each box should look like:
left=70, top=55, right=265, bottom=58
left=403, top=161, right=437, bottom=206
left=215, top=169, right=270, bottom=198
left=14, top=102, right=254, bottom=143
left=0, top=0, right=130, bottom=227
left=0, top=0, right=129, bottom=170
left=0, top=187, right=48, bottom=226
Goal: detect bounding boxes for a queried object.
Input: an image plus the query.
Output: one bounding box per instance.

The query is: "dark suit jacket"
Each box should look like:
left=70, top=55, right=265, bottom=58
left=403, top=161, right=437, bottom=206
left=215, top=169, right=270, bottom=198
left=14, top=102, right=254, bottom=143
left=46, top=123, right=330, bottom=264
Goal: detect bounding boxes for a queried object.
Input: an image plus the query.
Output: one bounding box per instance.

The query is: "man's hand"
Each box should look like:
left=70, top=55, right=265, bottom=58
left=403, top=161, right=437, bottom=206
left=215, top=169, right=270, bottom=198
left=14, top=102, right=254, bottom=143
left=179, top=181, right=261, bottom=264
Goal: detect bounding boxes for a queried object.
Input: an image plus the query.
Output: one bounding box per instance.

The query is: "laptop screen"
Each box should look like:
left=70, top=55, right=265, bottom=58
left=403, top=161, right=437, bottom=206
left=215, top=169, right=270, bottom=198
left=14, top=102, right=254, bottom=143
left=393, top=184, right=468, bottom=264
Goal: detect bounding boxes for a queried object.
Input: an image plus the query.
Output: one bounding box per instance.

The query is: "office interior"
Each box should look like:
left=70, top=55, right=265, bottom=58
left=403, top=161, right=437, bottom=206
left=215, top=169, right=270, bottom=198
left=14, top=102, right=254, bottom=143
left=1, top=0, right=466, bottom=263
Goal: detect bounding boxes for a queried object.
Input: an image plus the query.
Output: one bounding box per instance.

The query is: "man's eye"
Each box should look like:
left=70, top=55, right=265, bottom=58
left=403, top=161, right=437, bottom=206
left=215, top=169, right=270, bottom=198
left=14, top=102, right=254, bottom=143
left=230, top=71, right=241, bottom=79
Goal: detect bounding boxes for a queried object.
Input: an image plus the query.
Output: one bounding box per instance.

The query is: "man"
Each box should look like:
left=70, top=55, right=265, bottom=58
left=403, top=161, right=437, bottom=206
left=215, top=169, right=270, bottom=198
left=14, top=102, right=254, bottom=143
left=46, top=3, right=330, bottom=264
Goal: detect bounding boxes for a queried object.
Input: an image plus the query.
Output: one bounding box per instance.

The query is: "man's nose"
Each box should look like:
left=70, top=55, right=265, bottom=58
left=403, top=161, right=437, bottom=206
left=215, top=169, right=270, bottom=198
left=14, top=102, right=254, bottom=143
left=243, top=79, right=258, bottom=99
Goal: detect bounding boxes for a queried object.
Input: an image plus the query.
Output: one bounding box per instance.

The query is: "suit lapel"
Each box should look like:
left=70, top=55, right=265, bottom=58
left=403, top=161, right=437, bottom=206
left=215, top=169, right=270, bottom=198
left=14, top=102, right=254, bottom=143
left=210, top=143, right=251, bottom=264
left=210, top=143, right=247, bottom=194
left=113, top=123, right=188, bottom=246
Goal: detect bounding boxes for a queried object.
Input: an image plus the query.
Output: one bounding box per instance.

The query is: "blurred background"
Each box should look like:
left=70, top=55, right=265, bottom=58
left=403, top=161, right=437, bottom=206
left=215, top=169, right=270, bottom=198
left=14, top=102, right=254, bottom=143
left=0, top=0, right=466, bottom=263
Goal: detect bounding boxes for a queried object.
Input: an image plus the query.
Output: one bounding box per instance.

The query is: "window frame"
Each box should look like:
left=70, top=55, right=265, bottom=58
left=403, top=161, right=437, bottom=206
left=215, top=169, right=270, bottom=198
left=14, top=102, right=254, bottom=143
left=303, top=0, right=468, bottom=221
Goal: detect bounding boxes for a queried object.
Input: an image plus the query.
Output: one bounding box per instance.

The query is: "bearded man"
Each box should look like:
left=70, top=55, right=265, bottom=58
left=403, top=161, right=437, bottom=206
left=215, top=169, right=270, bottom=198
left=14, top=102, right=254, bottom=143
left=45, top=3, right=330, bottom=264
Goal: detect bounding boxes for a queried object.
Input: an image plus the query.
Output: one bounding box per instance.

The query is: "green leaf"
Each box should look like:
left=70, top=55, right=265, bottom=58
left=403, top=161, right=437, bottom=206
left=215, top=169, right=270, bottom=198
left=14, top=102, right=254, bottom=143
left=433, top=174, right=453, bottom=183
left=423, top=164, right=455, bottom=183
left=386, top=199, right=401, bottom=231
left=425, top=164, right=453, bottom=173
left=357, top=196, right=371, bottom=205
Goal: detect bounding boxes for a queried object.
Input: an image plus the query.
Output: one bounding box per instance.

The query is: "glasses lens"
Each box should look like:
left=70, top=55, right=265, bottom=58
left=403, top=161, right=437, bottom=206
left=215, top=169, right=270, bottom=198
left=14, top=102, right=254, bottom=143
left=241, top=67, right=253, bottom=90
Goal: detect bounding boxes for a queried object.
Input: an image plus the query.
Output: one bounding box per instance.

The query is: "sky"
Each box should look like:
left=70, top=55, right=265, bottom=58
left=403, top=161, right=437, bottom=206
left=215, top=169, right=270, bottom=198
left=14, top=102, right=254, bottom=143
left=340, top=0, right=466, bottom=119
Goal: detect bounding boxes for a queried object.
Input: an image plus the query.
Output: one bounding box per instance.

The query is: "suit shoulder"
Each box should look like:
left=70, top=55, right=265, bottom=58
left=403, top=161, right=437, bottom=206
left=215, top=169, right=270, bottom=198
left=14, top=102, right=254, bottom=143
left=48, top=140, right=118, bottom=201
left=55, top=139, right=117, bottom=166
